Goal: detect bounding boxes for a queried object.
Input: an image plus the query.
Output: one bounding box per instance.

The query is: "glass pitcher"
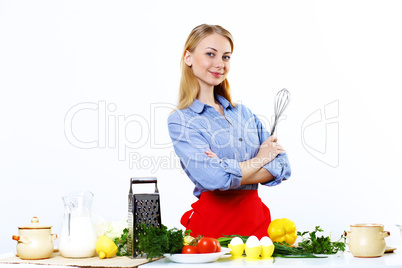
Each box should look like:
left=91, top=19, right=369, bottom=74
left=59, top=191, right=97, bottom=258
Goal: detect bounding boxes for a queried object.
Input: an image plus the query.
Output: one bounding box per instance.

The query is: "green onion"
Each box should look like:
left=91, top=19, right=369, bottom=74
left=217, top=235, right=249, bottom=248
left=217, top=235, right=326, bottom=258
left=273, top=242, right=325, bottom=258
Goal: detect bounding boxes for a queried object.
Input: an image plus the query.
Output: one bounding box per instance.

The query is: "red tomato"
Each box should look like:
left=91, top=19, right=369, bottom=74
left=181, top=245, right=198, bottom=254
left=212, top=238, right=221, bottom=252
left=197, top=237, right=216, bottom=253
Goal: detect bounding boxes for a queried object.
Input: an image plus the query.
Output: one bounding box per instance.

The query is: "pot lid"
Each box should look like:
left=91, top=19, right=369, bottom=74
left=18, top=217, right=52, bottom=229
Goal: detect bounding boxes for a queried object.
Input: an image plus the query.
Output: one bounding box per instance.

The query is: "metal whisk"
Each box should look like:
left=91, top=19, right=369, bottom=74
left=271, top=88, right=291, bottom=136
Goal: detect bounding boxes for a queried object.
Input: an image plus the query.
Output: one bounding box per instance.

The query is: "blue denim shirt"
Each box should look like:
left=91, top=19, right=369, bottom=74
left=168, top=95, right=291, bottom=197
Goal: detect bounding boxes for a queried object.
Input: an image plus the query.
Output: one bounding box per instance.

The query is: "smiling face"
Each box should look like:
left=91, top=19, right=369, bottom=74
left=184, top=33, right=232, bottom=92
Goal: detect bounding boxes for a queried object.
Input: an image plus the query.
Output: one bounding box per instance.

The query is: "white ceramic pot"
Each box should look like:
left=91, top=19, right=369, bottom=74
left=345, top=223, right=390, bottom=258
left=12, top=217, right=57, bottom=260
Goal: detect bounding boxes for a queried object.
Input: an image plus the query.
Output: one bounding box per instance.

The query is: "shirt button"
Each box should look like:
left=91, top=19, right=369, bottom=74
left=239, top=138, right=243, bottom=141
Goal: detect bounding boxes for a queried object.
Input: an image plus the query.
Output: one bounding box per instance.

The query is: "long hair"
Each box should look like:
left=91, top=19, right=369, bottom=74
left=177, top=24, right=235, bottom=110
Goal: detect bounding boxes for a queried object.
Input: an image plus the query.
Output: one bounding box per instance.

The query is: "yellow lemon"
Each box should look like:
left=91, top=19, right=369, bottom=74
left=96, top=235, right=118, bottom=259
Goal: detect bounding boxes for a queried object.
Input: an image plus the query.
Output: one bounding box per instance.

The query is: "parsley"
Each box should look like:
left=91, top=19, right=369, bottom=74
left=113, top=228, right=130, bottom=256
left=297, top=226, right=346, bottom=254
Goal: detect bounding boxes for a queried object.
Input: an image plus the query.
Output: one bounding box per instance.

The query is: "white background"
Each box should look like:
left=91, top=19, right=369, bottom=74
left=1, top=0, right=402, bottom=254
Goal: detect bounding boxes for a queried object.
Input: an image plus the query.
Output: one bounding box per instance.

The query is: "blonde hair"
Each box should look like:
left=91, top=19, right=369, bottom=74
left=177, top=24, right=236, bottom=110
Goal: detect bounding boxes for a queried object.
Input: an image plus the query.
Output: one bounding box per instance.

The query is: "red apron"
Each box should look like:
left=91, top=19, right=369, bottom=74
left=180, top=190, right=271, bottom=239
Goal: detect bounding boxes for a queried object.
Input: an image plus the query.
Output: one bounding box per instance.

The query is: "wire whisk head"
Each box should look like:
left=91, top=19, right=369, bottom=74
left=271, top=88, right=291, bottom=135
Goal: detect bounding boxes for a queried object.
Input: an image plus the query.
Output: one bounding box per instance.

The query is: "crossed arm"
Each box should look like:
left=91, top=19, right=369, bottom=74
left=205, top=135, right=286, bottom=185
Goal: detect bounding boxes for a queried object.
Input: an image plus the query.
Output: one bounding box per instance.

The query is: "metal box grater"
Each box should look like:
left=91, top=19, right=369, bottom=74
left=128, top=177, right=162, bottom=258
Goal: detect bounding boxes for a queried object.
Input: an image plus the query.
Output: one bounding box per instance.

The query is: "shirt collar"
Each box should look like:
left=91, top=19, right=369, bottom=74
left=189, top=95, right=232, bottom=114
left=216, top=94, right=231, bottom=109
left=188, top=99, right=205, bottom=114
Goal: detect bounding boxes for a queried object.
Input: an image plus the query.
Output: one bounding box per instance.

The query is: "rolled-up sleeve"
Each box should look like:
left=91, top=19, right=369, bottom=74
left=262, top=153, right=291, bottom=186
left=253, top=114, right=292, bottom=186
left=168, top=113, right=242, bottom=196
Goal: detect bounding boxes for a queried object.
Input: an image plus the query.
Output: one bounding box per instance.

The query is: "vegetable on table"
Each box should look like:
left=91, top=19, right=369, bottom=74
left=183, top=230, right=196, bottom=246
left=138, top=224, right=184, bottom=260
left=182, top=245, right=198, bottom=254
left=218, top=224, right=345, bottom=259
left=197, top=237, right=218, bottom=253
left=218, top=234, right=323, bottom=258
left=272, top=242, right=322, bottom=258
left=212, top=238, right=221, bottom=252
left=297, top=226, right=346, bottom=254
left=268, top=218, right=298, bottom=245
left=113, top=228, right=130, bottom=256
left=183, top=236, right=221, bottom=254
left=138, top=224, right=223, bottom=259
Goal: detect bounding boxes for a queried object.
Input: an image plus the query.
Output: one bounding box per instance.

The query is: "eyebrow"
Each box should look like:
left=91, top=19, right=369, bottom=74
left=206, top=47, right=231, bottom=54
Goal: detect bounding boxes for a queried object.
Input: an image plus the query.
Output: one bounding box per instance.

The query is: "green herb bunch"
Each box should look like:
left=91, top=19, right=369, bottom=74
left=113, top=228, right=130, bottom=256
left=138, top=224, right=184, bottom=260
left=297, top=226, right=346, bottom=254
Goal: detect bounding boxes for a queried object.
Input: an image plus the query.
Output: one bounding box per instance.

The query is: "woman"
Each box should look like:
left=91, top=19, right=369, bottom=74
left=168, top=24, right=291, bottom=239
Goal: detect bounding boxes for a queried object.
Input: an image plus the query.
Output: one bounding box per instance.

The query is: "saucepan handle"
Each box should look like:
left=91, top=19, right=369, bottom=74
left=50, top=234, right=58, bottom=242
left=380, top=231, right=390, bottom=238
left=12, top=235, right=31, bottom=244
left=344, top=231, right=351, bottom=238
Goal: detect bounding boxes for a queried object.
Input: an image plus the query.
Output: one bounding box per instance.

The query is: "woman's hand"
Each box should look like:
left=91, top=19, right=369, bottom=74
left=205, top=148, right=218, bottom=158
left=255, top=136, right=286, bottom=167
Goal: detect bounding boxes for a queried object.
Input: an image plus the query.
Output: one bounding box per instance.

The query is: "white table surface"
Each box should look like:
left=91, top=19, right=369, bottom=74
left=139, top=249, right=402, bottom=268
left=1, top=248, right=401, bottom=268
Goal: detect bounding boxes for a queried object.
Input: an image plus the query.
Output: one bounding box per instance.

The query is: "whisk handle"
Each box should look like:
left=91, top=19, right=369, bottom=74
left=270, top=128, right=276, bottom=136
left=271, top=121, right=277, bottom=136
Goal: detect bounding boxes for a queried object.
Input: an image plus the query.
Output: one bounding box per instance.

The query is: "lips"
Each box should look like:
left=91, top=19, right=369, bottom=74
left=209, top=71, right=223, bottom=78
